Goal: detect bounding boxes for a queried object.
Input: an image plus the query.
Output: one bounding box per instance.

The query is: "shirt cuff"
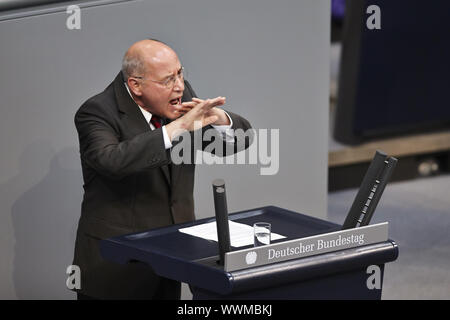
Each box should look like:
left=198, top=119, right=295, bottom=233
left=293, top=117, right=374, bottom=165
left=162, top=125, right=173, bottom=149
left=211, top=111, right=235, bottom=143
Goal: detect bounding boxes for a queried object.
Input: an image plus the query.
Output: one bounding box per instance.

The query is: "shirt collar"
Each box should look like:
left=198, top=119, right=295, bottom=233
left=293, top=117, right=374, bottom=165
left=124, top=82, right=155, bottom=124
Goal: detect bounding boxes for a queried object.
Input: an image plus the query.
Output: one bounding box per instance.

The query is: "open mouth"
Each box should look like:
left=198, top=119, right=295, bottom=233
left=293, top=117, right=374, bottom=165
left=169, top=97, right=182, bottom=106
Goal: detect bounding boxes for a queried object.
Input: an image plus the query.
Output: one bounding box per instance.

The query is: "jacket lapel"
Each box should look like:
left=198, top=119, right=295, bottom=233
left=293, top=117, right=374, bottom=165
left=113, top=72, right=171, bottom=185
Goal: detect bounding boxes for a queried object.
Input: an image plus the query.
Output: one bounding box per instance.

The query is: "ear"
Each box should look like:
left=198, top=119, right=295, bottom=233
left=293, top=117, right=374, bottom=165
left=127, top=78, right=142, bottom=97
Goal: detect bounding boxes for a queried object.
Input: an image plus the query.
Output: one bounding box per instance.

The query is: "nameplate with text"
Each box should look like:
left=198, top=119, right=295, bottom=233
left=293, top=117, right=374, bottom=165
left=224, top=222, right=389, bottom=272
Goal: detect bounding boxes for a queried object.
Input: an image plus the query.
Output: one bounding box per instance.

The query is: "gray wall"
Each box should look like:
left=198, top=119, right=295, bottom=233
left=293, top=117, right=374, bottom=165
left=0, top=0, right=330, bottom=299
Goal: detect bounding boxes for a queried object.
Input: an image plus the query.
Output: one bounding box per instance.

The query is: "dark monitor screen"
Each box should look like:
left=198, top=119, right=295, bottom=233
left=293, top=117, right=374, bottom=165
left=334, top=0, right=450, bottom=144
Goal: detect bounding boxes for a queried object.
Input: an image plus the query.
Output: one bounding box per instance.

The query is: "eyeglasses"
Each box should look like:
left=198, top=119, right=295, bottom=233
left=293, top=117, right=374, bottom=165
left=132, top=67, right=184, bottom=89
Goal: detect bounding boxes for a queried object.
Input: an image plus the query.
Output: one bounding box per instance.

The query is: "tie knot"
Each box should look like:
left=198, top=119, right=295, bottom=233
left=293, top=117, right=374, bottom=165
left=150, top=115, right=162, bottom=129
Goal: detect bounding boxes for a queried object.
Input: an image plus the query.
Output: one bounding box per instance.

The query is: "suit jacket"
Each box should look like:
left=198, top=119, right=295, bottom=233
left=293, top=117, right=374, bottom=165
left=72, top=72, right=252, bottom=299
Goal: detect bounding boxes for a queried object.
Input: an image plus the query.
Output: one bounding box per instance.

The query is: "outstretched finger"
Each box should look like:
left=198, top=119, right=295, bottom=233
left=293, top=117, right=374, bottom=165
left=192, top=97, right=204, bottom=103
left=182, top=101, right=197, bottom=107
left=178, top=105, right=194, bottom=113
left=193, top=96, right=225, bottom=103
left=181, top=102, right=197, bottom=110
left=203, top=97, right=226, bottom=111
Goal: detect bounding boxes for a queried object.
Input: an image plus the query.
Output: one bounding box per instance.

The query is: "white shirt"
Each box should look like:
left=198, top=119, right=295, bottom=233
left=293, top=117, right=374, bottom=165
left=124, top=83, right=234, bottom=149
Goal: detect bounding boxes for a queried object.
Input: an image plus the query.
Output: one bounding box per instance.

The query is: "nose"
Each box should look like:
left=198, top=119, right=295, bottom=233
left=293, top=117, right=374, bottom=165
left=173, top=75, right=184, bottom=92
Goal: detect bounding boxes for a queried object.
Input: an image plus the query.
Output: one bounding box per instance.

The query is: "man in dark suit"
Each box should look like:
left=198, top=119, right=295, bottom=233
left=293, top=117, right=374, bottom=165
left=72, top=39, right=252, bottom=300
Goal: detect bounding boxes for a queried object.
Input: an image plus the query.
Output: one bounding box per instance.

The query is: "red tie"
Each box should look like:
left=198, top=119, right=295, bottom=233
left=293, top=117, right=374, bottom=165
left=150, top=115, right=162, bottom=129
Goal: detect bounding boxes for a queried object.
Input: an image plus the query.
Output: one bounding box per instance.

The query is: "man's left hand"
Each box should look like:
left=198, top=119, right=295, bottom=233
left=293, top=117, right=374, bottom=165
left=180, top=97, right=230, bottom=126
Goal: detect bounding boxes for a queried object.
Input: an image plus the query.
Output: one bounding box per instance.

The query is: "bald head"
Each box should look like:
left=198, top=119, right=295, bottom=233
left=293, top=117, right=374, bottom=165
left=121, top=39, right=178, bottom=80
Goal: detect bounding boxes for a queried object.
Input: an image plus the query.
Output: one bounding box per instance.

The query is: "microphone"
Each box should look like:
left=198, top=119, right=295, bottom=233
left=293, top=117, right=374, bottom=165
left=212, top=179, right=231, bottom=265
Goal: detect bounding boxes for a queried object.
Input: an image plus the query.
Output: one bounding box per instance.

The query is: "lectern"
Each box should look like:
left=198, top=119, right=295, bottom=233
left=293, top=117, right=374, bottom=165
left=100, top=205, right=398, bottom=299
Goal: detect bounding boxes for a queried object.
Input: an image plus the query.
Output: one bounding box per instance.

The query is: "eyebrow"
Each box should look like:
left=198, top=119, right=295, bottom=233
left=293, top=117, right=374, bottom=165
left=161, top=66, right=182, bottom=80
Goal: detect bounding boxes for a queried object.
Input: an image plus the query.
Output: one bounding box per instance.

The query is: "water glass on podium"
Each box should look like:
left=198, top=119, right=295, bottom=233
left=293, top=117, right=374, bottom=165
left=253, top=222, right=271, bottom=247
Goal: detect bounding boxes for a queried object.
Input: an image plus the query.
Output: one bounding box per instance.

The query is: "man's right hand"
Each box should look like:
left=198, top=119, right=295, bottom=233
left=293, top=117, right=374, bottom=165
left=165, top=96, right=226, bottom=141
